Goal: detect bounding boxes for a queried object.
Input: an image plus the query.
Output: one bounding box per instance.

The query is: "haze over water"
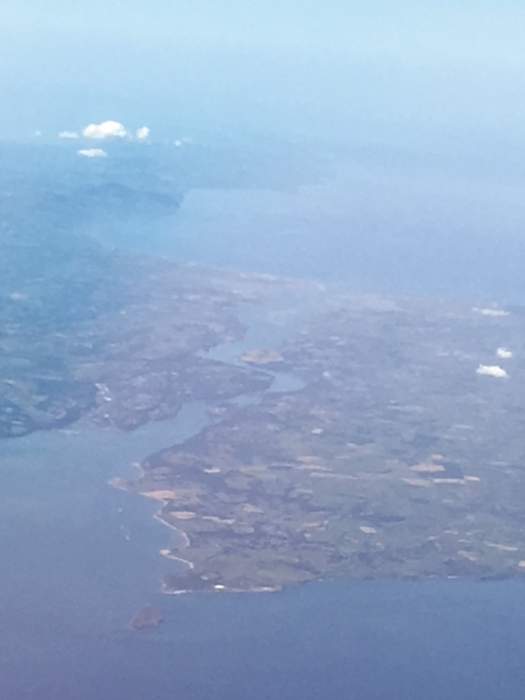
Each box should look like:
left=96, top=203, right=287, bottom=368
left=5, top=1, right=525, bottom=305
left=2, top=2, right=525, bottom=698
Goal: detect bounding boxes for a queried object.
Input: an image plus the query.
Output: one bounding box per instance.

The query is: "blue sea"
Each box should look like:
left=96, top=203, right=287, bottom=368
left=3, top=157, right=525, bottom=699
left=110, top=156, right=525, bottom=304
left=2, top=413, right=525, bottom=700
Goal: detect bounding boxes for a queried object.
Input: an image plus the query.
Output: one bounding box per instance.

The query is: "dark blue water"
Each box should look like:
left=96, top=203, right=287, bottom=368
left=4, top=162, right=525, bottom=697
left=2, top=347, right=525, bottom=699
left=1, top=404, right=524, bottom=700
left=2, top=433, right=525, bottom=700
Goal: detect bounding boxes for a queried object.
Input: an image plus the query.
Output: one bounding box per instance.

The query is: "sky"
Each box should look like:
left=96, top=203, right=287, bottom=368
left=2, top=1, right=525, bottom=147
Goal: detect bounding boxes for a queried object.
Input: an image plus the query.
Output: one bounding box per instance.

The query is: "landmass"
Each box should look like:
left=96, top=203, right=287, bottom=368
left=128, top=294, right=525, bottom=592
left=0, top=243, right=317, bottom=436
left=129, top=605, right=163, bottom=631
left=3, top=227, right=525, bottom=593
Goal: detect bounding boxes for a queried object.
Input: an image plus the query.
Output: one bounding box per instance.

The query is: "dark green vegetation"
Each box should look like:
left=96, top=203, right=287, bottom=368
left=0, top=247, right=296, bottom=436
left=0, top=139, right=328, bottom=437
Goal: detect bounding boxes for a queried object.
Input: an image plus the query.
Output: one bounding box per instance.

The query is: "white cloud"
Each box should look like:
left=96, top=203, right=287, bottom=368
left=82, top=120, right=128, bottom=140
left=496, top=347, right=513, bottom=359
left=77, top=148, right=108, bottom=159
left=174, top=136, right=193, bottom=147
left=473, top=307, right=510, bottom=317
left=59, top=130, right=79, bottom=139
left=476, top=364, right=509, bottom=379
left=136, top=126, right=150, bottom=141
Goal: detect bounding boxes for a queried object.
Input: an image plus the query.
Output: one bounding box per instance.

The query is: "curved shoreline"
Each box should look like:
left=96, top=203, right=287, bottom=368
left=108, top=309, right=307, bottom=596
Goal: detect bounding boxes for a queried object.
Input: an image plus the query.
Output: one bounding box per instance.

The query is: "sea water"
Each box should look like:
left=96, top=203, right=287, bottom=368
left=4, top=159, right=525, bottom=698
left=2, top=410, right=525, bottom=700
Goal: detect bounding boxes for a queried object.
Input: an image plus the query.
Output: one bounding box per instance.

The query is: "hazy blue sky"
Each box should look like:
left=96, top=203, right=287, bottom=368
left=2, top=1, right=525, bottom=146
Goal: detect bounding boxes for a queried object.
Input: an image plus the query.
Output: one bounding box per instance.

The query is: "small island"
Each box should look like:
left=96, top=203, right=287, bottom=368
left=129, top=605, right=164, bottom=631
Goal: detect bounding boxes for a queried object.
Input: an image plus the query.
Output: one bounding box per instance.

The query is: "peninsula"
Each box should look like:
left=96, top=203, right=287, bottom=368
left=3, top=237, right=525, bottom=594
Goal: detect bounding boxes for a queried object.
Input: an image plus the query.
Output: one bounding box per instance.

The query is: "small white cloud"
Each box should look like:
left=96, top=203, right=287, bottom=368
left=496, top=347, right=513, bottom=360
left=77, top=148, right=108, bottom=159
left=476, top=364, right=509, bottom=379
left=359, top=526, right=377, bottom=535
left=473, top=307, right=510, bottom=317
left=174, top=136, right=193, bottom=147
left=82, top=120, right=128, bottom=140
left=59, top=130, right=80, bottom=139
left=136, top=126, right=150, bottom=141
